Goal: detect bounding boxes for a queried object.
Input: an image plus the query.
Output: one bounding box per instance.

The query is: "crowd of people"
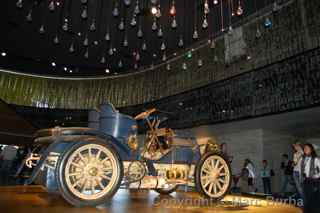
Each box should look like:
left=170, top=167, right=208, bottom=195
left=232, top=143, right=319, bottom=212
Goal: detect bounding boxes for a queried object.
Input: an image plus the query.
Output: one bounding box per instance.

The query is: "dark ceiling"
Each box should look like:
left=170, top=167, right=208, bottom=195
left=0, top=0, right=272, bottom=77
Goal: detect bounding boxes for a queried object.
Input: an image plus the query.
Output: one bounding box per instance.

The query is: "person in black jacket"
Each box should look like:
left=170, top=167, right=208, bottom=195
left=301, top=143, right=320, bottom=213
left=280, top=154, right=293, bottom=196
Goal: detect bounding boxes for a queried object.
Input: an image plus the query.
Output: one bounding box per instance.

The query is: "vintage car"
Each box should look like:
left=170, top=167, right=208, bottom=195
left=21, top=103, right=231, bottom=207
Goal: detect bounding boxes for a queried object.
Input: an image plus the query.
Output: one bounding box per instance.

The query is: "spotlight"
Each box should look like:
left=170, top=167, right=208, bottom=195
left=1, top=52, right=6, bottom=57
left=51, top=62, right=56, bottom=67
left=169, top=4, right=176, bottom=16
left=105, top=69, right=110, bottom=73
left=213, top=0, right=218, bottom=5
left=69, top=69, right=73, bottom=73
left=151, top=6, right=157, bottom=15
left=63, top=67, right=67, bottom=71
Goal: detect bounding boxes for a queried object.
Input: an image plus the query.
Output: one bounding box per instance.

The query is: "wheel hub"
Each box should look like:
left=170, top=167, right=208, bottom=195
left=88, top=167, right=98, bottom=176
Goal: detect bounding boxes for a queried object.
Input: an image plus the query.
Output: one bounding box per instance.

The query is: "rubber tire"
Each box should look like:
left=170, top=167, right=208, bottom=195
left=195, top=152, right=232, bottom=201
left=55, top=139, right=123, bottom=207
left=154, top=185, right=178, bottom=195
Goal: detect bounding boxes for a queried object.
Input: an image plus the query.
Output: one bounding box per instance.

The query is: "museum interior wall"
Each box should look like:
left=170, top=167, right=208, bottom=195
left=1, top=0, right=320, bottom=109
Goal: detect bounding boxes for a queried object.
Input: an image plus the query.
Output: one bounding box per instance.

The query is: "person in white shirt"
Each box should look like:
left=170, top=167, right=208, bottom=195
left=244, top=158, right=256, bottom=192
left=292, top=143, right=304, bottom=198
left=301, top=143, right=320, bottom=213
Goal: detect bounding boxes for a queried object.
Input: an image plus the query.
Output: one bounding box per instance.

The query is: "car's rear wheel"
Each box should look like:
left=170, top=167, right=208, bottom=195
left=56, top=140, right=123, bottom=207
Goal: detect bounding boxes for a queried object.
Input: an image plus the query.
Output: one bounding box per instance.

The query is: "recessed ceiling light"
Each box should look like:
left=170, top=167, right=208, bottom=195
left=1, top=52, right=7, bottom=57
left=51, top=62, right=56, bottom=67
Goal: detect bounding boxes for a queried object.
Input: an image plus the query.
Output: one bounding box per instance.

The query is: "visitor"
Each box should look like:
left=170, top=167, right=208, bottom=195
left=292, top=143, right=304, bottom=198
left=243, top=158, right=256, bottom=193
left=301, top=143, right=320, bottom=213
left=280, top=153, right=293, bottom=196
left=238, top=167, right=249, bottom=193
left=260, top=160, right=273, bottom=194
left=0, top=145, right=18, bottom=185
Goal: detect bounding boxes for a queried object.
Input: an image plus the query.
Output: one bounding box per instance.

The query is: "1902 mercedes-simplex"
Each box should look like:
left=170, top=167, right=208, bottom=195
left=21, top=103, right=231, bottom=207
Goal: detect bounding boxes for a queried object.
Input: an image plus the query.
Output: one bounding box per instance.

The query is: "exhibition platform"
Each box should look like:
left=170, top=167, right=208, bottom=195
left=0, top=186, right=301, bottom=213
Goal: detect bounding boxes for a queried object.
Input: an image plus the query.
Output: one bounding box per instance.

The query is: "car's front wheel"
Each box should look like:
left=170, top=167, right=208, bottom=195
left=195, top=152, right=231, bottom=201
left=56, top=139, right=123, bottom=207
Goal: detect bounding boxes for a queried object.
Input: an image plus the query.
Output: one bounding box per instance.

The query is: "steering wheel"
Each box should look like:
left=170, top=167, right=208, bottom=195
left=134, top=108, right=156, bottom=120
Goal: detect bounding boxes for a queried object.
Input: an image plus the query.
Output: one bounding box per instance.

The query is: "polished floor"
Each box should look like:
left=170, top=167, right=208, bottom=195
left=0, top=186, right=301, bottom=213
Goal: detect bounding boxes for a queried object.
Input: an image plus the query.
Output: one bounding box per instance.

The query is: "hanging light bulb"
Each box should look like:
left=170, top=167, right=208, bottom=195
left=157, top=27, right=163, bottom=37
left=166, top=63, right=171, bottom=70
left=134, top=0, right=140, bottom=14
left=118, top=60, right=123, bottom=68
left=151, top=6, right=157, bottom=15
left=119, top=19, right=125, bottom=30
left=273, top=2, right=280, bottom=12
left=202, top=17, right=208, bottom=29
left=108, top=47, right=114, bottom=56
left=152, top=20, right=157, bottom=31
left=193, top=29, right=199, bottom=39
left=130, top=15, right=137, bottom=26
left=113, top=3, right=119, bottom=17
left=100, top=56, right=106, bottom=64
left=186, top=51, right=192, bottom=59
left=171, top=16, right=177, bottom=29
left=256, top=28, right=262, bottom=38
left=62, top=19, right=68, bottom=31
left=170, top=1, right=176, bottom=16
left=162, top=52, right=167, bottom=61
left=228, top=26, right=233, bottom=35
left=198, top=59, right=203, bottom=67
left=39, top=25, right=45, bottom=34
left=83, top=36, right=89, bottom=46
left=105, top=32, right=110, bottom=41
left=142, top=41, right=147, bottom=51
left=53, top=35, right=59, bottom=44
left=160, top=41, right=166, bottom=51
left=49, top=1, right=55, bottom=11
left=135, top=52, right=140, bottom=61
left=137, top=27, right=143, bottom=38
left=214, top=55, right=218, bottom=62
left=69, top=43, right=75, bottom=53
left=156, top=6, right=161, bottom=18
left=182, top=62, right=187, bottom=70
left=236, top=1, right=243, bottom=16
left=90, top=19, right=96, bottom=31
left=81, top=6, right=88, bottom=19
left=26, top=10, right=32, bottom=22
left=264, top=18, right=272, bottom=28
left=84, top=48, right=89, bottom=59
left=123, top=37, right=128, bottom=47
left=16, top=0, right=23, bottom=8
left=210, top=40, right=216, bottom=49
left=204, top=0, right=210, bottom=14
left=124, top=0, right=131, bottom=6
left=213, top=0, right=218, bottom=5
left=178, top=36, right=184, bottom=47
